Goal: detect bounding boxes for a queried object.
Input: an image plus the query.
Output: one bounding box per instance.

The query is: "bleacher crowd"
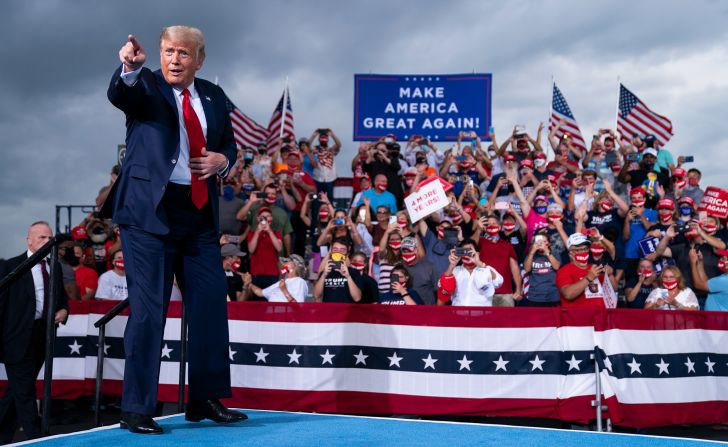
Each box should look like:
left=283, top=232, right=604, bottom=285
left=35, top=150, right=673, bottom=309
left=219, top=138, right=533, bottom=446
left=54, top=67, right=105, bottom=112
left=66, top=124, right=728, bottom=312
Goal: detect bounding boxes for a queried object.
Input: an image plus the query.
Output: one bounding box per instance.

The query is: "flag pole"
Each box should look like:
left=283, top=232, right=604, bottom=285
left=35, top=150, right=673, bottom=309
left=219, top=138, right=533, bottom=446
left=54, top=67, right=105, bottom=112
left=547, top=75, right=554, bottom=160
left=615, top=76, right=621, bottom=137
left=280, top=77, right=289, bottom=139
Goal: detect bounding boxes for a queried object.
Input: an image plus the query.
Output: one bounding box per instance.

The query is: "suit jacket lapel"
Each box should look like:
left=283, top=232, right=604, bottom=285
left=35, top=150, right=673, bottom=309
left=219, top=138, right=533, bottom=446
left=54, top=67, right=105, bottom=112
left=154, top=70, right=178, bottom=117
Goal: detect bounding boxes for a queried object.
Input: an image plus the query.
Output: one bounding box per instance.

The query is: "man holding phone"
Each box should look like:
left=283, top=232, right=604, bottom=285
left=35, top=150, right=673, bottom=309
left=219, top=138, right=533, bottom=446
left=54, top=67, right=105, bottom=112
left=441, top=240, right=503, bottom=306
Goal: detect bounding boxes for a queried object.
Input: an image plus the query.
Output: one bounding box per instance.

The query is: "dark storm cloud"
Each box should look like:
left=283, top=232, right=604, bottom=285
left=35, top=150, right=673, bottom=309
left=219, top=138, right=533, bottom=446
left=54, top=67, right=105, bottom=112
left=1, top=0, right=727, bottom=257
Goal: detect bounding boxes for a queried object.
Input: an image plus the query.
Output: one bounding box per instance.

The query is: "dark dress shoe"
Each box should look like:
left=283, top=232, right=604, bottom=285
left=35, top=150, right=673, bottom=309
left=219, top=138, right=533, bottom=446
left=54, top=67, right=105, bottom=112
left=185, top=399, right=248, bottom=423
left=120, top=412, right=163, bottom=434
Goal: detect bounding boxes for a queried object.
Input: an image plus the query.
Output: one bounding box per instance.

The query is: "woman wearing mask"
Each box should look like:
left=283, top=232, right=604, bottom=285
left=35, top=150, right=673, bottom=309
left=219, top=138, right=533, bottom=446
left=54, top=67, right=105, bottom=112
left=377, top=227, right=404, bottom=293
left=522, top=232, right=561, bottom=306
left=95, top=249, right=128, bottom=300
left=644, top=266, right=699, bottom=310
left=349, top=251, right=379, bottom=303
left=243, top=255, right=308, bottom=303
left=624, top=258, right=658, bottom=309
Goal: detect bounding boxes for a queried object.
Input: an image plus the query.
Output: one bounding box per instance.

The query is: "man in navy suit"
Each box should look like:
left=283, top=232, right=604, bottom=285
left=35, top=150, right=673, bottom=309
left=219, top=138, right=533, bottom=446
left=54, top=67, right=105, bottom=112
left=103, top=26, right=246, bottom=434
left=0, top=221, right=69, bottom=443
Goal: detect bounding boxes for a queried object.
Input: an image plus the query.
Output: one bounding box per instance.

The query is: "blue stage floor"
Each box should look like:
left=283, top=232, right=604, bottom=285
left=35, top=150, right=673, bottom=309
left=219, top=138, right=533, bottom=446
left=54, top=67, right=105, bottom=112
left=13, top=410, right=726, bottom=447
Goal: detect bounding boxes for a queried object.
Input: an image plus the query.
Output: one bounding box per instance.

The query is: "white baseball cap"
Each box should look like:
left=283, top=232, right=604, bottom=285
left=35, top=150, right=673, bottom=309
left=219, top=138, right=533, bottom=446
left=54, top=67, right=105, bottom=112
left=567, top=233, right=590, bottom=249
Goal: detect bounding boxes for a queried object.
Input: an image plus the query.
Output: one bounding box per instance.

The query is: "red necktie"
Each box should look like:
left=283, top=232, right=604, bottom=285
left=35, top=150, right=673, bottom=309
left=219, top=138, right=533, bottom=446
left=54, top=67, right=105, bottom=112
left=40, top=259, right=49, bottom=319
left=182, top=88, right=208, bottom=209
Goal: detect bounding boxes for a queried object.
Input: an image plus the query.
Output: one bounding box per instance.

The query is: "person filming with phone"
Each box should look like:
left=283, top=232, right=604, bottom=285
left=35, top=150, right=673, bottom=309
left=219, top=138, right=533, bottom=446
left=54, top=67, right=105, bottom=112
left=439, top=239, right=503, bottom=306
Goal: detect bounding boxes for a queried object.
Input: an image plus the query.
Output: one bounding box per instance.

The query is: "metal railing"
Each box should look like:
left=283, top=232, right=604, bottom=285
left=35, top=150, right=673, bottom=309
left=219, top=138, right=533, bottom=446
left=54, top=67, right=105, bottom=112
left=92, top=300, right=188, bottom=426
left=0, top=236, right=62, bottom=435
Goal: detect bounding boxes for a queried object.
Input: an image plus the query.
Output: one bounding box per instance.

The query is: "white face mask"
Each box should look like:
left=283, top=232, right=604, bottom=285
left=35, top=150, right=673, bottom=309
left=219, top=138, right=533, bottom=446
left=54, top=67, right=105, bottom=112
left=534, top=159, right=546, bottom=168
left=488, top=151, right=497, bottom=158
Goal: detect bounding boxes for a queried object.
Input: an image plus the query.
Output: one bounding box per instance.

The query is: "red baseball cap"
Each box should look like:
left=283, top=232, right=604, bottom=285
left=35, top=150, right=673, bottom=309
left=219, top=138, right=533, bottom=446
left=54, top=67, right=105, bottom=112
left=437, top=275, right=456, bottom=303
left=519, top=159, right=534, bottom=168
left=657, top=198, right=675, bottom=210
left=672, top=168, right=686, bottom=178
left=504, top=154, right=516, bottom=162
left=534, top=152, right=547, bottom=160
left=716, top=249, right=728, bottom=257
left=71, top=225, right=88, bottom=241
left=678, top=196, right=694, bottom=206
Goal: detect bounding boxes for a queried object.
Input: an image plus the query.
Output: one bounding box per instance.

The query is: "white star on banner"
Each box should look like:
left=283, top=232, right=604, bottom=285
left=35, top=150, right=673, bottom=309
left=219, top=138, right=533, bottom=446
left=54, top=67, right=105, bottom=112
left=435, top=77, right=440, bottom=81
left=96, top=343, right=110, bottom=356
left=493, top=355, right=509, bottom=372
left=627, top=357, right=642, bottom=375
left=565, top=355, right=582, bottom=371
left=68, top=339, right=82, bottom=355
left=457, top=355, right=473, bottom=371
left=254, top=347, right=269, bottom=363
left=228, top=346, right=237, bottom=361
left=684, top=357, right=696, bottom=373
left=405, top=77, right=409, bottom=81
left=705, top=357, right=715, bottom=373
left=161, top=344, right=173, bottom=359
left=428, top=77, right=432, bottom=81
left=420, top=77, right=425, bottom=81
left=529, top=355, right=545, bottom=371
left=388, top=352, right=403, bottom=368
left=422, top=353, right=438, bottom=370
left=287, top=349, right=301, bottom=365
left=353, top=350, right=368, bottom=366
left=320, top=349, right=335, bottom=365
left=603, top=356, right=613, bottom=372
left=656, top=358, right=670, bottom=375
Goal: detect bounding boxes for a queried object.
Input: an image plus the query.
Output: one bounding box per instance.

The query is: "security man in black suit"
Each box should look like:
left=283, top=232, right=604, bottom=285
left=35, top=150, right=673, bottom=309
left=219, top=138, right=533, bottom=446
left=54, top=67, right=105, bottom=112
left=0, top=221, right=69, bottom=444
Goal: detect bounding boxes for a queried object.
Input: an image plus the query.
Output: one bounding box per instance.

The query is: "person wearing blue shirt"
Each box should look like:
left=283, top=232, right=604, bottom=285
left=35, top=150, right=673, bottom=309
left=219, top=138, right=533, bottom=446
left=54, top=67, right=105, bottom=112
left=691, top=248, right=728, bottom=311
left=622, top=188, right=657, bottom=282
left=356, top=174, right=397, bottom=213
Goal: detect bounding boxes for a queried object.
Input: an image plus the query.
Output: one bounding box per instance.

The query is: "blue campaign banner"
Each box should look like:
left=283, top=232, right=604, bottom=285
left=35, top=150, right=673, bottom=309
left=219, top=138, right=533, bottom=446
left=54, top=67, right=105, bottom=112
left=353, top=73, right=492, bottom=142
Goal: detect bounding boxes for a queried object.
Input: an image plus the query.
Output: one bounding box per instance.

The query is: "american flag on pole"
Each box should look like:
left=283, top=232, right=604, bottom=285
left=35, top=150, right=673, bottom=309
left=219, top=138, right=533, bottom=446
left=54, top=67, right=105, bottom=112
left=225, top=95, right=268, bottom=150
left=549, top=83, right=587, bottom=152
left=617, top=84, right=673, bottom=147
left=266, top=87, right=295, bottom=154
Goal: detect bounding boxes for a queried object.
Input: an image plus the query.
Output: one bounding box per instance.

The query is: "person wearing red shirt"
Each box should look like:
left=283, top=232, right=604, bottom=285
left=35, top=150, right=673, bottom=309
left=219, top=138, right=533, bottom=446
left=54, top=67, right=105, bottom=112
left=474, top=214, right=522, bottom=306
left=73, top=244, right=99, bottom=300
left=556, top=233, right=606, bottom=308
left=246, top=208, right=283, bottom=292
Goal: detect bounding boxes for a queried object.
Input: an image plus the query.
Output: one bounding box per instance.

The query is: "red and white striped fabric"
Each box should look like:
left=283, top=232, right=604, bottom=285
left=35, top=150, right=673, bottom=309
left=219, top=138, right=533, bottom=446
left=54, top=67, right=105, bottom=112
left=266, top=87, right=295, bottom=154
left=2, top=302, right=727, bottom=428
left=617, top=84, right=673, bottom=147
left=225, top=95, right=267, bottom=150
left=549, top=83, right=587, bottom=153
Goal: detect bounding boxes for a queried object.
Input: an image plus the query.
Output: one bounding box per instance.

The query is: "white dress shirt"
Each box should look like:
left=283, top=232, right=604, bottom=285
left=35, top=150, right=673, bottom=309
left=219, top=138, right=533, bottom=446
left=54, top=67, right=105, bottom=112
left=120, top=67, right=208, bottom=185
left=27, top=249, right=45, bottom=319
left=450, top=264, right=504, bottom=307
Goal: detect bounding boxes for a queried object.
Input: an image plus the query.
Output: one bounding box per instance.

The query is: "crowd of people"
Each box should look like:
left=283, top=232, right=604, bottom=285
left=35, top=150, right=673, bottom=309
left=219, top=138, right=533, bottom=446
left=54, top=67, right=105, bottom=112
left=65, top=125, right=726, bottom=311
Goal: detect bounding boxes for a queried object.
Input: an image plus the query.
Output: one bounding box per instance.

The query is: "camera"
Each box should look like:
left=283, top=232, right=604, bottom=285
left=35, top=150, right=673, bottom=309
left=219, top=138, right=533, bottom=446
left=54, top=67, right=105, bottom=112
left=258, top=217, right=268, bottom=224
left=334, top=218, right=345, bottom=225
left=674, top=223, right=690, bottom=234
left=455, top=247, right=472, bottom=257
left=390, top=273, right=400, bottom=285
left=255, top=191, right=266, bottom=199
left=683, top=156, right=694, bottom=163
left=420, top=138, right=429, bottom=145
left=317, top=128, right=329, bottom=135
left=331, top=260, right=343, bottom=270
left=514, top=133, right=526, bottom=140
left=309, top=193, right=319, bottom=201
left=415, top=157, right=427, bottom=165
left=626, top=153, right=640, bottom=162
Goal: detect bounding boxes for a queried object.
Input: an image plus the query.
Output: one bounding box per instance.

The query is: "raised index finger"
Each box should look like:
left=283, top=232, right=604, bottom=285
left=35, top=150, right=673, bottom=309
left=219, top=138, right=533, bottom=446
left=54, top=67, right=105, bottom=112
left=128, top=34, right=141, bottom=51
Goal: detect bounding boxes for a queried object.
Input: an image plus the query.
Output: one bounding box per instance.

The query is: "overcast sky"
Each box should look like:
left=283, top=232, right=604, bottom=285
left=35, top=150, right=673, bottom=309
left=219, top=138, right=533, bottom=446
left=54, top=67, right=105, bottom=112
left=1, top=0, right=727, bottom=258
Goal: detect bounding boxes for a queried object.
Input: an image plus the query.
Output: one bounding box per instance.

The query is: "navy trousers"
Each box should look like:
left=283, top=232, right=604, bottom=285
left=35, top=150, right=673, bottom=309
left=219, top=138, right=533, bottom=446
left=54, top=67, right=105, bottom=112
left=120, top=183, right=231, bottom=415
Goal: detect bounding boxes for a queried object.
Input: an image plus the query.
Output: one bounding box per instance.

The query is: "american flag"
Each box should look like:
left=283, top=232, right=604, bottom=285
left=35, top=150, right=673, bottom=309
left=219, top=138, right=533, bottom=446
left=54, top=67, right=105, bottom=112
left=266, top=87, right=295, bottom=154
left=225, top=95, right=268, bottom=150
left=549, top=83, right=587, bottom=152
left=5, top=301, right=727, bottom=428
left=617, top=84, right=673, bottom=147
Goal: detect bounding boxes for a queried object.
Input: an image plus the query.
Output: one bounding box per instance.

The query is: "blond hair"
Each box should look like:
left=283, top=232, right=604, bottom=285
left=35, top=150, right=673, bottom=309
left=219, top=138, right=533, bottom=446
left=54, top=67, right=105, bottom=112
left=160, top=25, right=205, bottom=61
